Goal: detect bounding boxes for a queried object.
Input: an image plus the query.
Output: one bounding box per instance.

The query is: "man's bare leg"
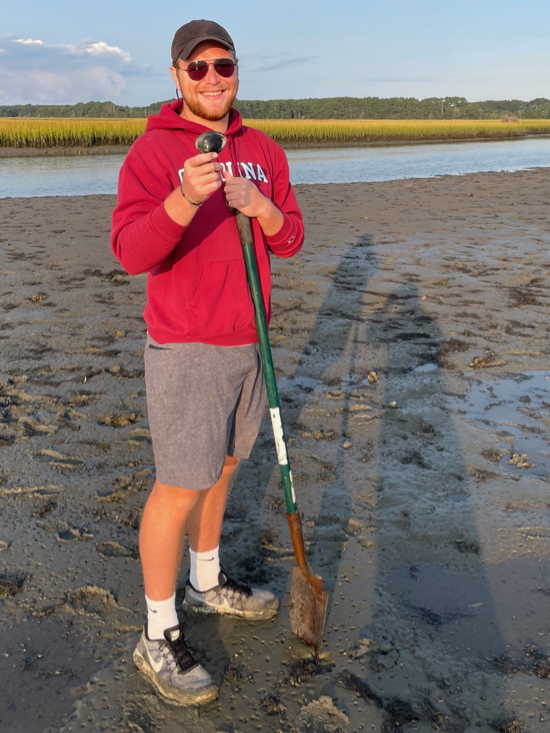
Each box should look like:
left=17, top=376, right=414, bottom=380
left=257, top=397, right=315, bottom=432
left=139, top=456, right=239, bottom=600
left=187, top=456, right=239, bottom=552
left=140, top=481, right=198, bottom=601
left=182, top=456, right=279, bottom=619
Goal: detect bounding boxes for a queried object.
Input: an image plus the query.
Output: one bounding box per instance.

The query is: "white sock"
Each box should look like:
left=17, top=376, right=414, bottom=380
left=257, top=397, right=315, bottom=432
left=145, top=593, right=179, bottom=640
left=190, top=547, right=221, bottom=592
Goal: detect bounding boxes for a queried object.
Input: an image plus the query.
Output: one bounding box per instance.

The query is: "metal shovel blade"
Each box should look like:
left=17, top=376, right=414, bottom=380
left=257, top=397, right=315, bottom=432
left=289, top=566, right=329, bottom=656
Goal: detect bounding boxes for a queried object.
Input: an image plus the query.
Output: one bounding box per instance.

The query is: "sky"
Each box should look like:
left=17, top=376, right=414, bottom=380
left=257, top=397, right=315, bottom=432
left=1, top=1, right=548, bottom=107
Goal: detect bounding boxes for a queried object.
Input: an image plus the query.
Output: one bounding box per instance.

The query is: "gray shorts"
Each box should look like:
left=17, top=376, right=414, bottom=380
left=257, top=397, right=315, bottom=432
left=144, top=336, right=266, bottom=490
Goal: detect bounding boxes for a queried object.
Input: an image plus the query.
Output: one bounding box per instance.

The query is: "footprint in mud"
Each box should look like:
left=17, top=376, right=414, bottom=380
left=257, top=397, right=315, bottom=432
left=295, top=696, right=349, bottom=733
left=95, top=541, right=138, bottom=559
left=63, top=585, right=134, bottom=624
left=99, top=412, right=143, bottom=427
left=125, top=427, right=152, bottom=443
left=57, top=526, right=94, bottom=543
left=34, top=518, right=94, bottom=543
left=65, top=390, right=103, bottom=407
left=95, top=469, right=153, bottom=503
left=0, top=484, right=62, bottom=500
left=34, top=449, right=86, bottom=471
left=107, top=365, right=144, bottom=379
left=0, top=570, right=28, bottom=597
left=22, top=416, right=60, bottom=437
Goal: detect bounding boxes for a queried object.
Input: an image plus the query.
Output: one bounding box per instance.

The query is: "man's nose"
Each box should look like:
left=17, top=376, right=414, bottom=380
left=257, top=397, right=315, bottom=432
left=204, top=64, right=221, bottom=84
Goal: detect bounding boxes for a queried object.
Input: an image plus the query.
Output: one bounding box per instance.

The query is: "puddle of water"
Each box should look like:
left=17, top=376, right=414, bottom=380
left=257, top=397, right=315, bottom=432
left=450, top=492, right=469, bottom=503
left=450, top=371, right=550, bottom=478
left=414, top=363, right=439, bottom=373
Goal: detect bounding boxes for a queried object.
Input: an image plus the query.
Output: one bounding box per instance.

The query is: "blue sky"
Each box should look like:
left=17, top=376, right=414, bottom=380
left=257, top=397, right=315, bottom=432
left=1, top=1, right=548, bottom=106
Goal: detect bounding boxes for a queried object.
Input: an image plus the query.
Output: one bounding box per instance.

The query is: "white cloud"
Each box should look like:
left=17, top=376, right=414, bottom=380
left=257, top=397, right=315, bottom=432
left=14, top=38, right=44, bottom=45
left=246, top=53, right=312, bottom=73
left=86, top=41, right=131, bottom=62
left=0, top=34, right=143, bottom=104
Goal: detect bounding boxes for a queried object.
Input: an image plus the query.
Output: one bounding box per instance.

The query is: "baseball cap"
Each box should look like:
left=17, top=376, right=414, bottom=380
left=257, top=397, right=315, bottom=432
left=171, top=20, right=236, bottom=64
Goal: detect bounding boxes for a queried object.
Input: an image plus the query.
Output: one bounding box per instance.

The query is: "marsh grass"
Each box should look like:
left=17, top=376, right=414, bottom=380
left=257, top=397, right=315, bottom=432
left=1, top=117, right=550, bottom=148
left=250, top=119, right=550, bottom=144
left=0, top=118, right=145, bottom=148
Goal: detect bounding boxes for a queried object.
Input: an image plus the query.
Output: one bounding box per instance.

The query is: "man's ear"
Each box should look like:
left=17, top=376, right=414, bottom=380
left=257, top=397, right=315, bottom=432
left=170, top=65, right=180, bottom=89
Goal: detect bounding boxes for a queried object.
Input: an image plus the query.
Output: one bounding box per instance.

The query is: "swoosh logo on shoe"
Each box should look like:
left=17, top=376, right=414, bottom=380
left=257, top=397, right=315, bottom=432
left=145, top=648, right=163, bottom=673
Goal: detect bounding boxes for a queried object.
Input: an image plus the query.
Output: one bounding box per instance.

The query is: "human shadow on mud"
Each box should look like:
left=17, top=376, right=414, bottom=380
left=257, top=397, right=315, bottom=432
left=350, top=282, right=509, bottom=730
left=227, top=234, right=378, bottom=599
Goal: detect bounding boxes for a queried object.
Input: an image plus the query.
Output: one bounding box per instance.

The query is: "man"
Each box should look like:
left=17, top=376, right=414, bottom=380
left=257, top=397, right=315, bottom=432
left=111, top=20, right=304, bottom=706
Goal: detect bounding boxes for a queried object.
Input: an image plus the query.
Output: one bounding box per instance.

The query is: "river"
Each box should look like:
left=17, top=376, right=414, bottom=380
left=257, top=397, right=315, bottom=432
left=1, top=136, right=549, bottom=198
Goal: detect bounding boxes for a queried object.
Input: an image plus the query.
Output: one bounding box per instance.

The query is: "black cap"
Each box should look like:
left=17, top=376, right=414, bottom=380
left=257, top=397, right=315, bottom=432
left=171, top=20, right=235, bottom=64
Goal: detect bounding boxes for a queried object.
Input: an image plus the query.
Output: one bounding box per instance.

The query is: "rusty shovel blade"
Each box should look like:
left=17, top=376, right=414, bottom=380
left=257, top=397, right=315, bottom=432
left=289, top=566, right=329, bottom=657
left=287, top=511, right=329, bottom=656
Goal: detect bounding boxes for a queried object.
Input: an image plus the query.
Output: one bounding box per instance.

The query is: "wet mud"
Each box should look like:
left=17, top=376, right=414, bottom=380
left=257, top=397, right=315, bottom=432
left=0, top=169, right=549, bottom=732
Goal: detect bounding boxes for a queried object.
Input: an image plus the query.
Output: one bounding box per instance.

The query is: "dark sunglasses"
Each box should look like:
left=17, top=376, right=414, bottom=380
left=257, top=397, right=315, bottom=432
left=179, top=58, right=237, bottom=81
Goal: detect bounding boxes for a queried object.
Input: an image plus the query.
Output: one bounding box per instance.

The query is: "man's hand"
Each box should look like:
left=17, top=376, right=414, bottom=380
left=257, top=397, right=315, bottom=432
left=223, top=169, right=284, bottom=236
left=181, top=152, right=224, bottom=204
left=223, top=169, right=272, bottom=219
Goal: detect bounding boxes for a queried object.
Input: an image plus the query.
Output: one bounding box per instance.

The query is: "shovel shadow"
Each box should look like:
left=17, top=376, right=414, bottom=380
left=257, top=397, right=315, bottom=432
left=349, top=281, right=508, bottom=730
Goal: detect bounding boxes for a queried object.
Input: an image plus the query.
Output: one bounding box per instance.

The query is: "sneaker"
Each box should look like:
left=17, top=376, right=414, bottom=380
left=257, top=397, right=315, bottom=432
left=133, top=624, right=218, bottom=706
left=183, top=570, right=279, bottom=620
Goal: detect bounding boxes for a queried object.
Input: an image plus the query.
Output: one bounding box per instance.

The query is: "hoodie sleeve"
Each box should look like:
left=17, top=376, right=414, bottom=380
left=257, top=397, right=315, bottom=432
left=111, top=143, right=186, bottom=276
left=262, top=139, right=304, bottom=259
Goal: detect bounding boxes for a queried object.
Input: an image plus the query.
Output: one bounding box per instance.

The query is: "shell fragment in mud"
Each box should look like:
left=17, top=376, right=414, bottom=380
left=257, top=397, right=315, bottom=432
left=509, top=452, right=534, bottom=468
left=98, top=412, right=142, bottom=427
left=470, top=354, right=507, bottom=368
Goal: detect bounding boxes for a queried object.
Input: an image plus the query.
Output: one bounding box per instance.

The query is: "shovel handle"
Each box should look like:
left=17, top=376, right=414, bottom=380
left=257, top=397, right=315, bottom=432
left=235, top=212, right=298, bottom=518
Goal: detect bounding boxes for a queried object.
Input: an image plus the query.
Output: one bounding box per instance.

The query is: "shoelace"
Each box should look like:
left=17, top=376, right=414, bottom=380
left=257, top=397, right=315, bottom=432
left=163, top=632, right=198, bottom=674
left=220, top=572, right=252, bottom=598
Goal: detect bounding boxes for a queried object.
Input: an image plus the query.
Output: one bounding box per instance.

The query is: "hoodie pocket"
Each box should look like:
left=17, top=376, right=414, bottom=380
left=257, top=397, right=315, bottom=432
left=187, top=258, right=257, bottom=339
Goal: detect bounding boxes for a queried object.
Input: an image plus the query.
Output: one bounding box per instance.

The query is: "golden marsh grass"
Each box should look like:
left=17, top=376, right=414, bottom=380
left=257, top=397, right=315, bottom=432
left=251, top=118, right=550, bottom=144
left=0, top=118, right=145, bottom=148
left=1, top=117, right=550, bottom=148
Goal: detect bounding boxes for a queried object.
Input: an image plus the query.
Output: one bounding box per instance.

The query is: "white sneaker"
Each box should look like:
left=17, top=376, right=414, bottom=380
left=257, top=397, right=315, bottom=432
left=133, top=624, right=217, bottom=706
left=183, top=570, right=279, bottom=620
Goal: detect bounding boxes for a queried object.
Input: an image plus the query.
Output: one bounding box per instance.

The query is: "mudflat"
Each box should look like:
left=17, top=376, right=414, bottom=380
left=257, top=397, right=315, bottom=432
left=1, top=169, right=549, bottom=733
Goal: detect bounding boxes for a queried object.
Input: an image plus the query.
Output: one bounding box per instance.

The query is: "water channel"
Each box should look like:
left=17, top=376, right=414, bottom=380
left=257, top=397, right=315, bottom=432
left=1, top=136, right=549, bottom=199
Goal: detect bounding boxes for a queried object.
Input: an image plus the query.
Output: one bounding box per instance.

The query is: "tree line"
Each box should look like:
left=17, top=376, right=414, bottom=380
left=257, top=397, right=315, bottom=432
left=1, top=96, right=550, bottom=119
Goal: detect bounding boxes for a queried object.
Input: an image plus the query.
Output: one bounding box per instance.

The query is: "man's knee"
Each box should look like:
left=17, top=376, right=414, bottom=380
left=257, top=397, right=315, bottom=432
left=150, top=480, right=201, bottom=509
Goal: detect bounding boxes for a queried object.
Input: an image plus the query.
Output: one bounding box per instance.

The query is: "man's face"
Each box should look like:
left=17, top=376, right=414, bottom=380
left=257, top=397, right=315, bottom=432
left=171, top=41, right=238, bottom=125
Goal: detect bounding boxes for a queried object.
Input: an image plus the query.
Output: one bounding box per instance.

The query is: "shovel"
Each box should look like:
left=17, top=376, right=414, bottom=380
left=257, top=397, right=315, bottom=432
left=196, top=132, right=329, bottom=656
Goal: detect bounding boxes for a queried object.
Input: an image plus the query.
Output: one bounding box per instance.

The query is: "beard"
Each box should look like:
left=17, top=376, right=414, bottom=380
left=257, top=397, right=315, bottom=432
left=182, top=88, right=237, bottom=122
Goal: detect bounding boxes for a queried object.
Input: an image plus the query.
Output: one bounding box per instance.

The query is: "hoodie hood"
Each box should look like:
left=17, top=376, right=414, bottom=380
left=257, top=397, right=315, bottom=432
left=145, top=100, right=243, bottom=140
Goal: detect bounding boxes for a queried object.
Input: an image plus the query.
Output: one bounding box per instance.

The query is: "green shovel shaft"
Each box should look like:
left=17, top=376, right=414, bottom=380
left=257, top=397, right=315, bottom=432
left=236, top=212, right=298, bottom=516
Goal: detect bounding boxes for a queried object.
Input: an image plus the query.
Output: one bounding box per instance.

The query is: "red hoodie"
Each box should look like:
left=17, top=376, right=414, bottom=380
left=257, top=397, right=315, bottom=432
left=111, top=102, right=304, bottom=346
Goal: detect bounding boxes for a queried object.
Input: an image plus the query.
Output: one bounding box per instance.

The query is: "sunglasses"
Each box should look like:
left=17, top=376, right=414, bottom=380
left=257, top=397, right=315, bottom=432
left=179, top=58, right=237, bottom=82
